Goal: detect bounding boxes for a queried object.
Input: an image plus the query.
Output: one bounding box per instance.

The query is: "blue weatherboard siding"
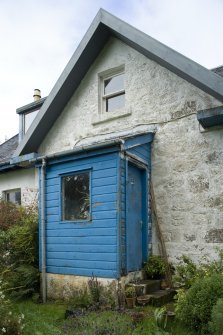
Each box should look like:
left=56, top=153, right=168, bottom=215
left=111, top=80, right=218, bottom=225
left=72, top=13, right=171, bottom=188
left=39, top=133, right=153, bottom=279
left=39, top=151, right=120, bottom=278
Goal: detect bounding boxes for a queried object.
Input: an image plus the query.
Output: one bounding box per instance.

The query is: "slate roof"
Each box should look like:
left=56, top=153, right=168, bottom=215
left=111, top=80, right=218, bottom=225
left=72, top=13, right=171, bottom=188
left=212, top=66, right=223, bottom=78
left=0, top=134, right=19, bottom=164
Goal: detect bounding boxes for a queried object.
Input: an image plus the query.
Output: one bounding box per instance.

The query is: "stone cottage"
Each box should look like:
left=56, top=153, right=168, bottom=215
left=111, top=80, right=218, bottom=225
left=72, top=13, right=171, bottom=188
left=0, top=9, right=222, bottom=298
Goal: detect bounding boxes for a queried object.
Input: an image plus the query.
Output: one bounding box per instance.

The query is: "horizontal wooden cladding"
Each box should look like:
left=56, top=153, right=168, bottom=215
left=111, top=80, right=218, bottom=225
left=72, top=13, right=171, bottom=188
left=42, top=151, right=119, bottom=278
left=47, top=259, right=117, bottom=270
left=46, top=227, right=117, bottom=237
left=47, top=236, right=116, bottom=245
left=47, top=251, right=116, bottom=262
left=47, top=244, right=116, bottom=253
left=46, top=218, right=117, bottom=229
left=46, top=267, right=118, bottom=278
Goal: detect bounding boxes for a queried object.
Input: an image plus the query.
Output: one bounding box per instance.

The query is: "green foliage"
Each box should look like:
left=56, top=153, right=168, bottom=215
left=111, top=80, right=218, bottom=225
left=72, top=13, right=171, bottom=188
left=144, top=255, right=167, bottom=279
left=175, top=274, right=223, bottom=334
left=0, top=200, right=24, bottom=230
left=88, top=275, right=102, bottom=303
left=209, top=298, right=223, bottom=335
left=125, top=286, right=136, bottom=298
left=0, top=281, right=25, bottom=334
left=63, top=311, right=133, bottom=335
left=68, top=288, right=92, bottom=309
left=174, top=251, right=223, bottom=288
left=173, top=255, right=199, bottom=288
left=0, top=201, right=39, bottom=299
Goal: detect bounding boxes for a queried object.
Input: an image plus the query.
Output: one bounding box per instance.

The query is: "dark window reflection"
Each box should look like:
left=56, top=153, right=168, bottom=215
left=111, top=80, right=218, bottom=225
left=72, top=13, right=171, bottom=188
left=62, top=172, right=90, bottom=221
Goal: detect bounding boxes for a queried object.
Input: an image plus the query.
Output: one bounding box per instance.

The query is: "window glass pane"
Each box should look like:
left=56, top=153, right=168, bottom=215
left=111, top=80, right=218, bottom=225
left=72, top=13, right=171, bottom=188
left=62, top=172, right=90, bottom=221
left=5, top=189, right=21, bottom=205
left=104, top=73, right=124, bottom=95
left=24, top=109, right=39, bottom=133
left=106, top=93, right=125, bottom=112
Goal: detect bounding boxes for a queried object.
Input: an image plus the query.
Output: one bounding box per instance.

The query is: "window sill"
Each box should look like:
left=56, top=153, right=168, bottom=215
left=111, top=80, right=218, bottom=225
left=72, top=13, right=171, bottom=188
left=92, top=110, right=132, bottom=126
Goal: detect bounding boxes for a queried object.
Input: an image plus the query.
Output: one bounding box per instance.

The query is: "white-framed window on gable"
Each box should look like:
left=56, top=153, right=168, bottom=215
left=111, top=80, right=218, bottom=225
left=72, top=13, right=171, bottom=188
left=100, top=66, right=125, bottom=113
left=3, top=189, right=21, bottom=205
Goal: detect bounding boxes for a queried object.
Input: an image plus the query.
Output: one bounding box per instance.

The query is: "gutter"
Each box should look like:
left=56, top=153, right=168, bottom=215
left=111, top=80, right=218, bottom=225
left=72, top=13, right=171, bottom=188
left=29, top=139, right=125, bottom=164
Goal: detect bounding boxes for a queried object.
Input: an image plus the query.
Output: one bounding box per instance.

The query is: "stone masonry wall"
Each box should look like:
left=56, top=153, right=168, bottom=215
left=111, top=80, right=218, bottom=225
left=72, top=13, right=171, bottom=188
left=39, top=37, right=223, bottom=264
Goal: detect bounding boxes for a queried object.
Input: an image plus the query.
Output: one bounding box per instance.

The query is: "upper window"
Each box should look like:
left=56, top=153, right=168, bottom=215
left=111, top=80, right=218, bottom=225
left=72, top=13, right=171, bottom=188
left=101, top=71, right=125, bottom=113
left=4, top=189, right=21, bottom=205
left=24, top=109, right=39, bottom=133
left=62, top=172, right=90, bottom=221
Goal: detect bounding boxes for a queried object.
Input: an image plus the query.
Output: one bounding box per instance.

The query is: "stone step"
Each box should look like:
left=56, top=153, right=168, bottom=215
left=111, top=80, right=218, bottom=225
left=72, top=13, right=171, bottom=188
left=139, top=279, right=161, bottom=294
left=137, top=289, right=176, bottom=307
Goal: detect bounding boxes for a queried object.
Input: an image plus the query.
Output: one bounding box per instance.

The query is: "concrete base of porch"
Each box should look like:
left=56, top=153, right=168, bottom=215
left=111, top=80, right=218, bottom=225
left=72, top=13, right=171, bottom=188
left=45, top=271, right=144, bottom=300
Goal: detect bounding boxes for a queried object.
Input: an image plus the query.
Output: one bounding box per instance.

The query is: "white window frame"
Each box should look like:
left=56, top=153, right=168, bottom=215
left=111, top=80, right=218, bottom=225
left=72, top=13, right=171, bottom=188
left=99, top=65, right=125, bottom=114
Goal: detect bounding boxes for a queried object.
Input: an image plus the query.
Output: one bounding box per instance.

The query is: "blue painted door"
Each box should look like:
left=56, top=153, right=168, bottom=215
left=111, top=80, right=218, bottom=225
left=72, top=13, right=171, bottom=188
left=126, top=163, right=143, bottom=271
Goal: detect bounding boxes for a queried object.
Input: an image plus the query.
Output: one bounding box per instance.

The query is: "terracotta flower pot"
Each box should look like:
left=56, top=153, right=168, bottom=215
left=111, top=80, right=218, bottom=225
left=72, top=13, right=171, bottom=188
left=125, top=296, right=136, bottom=308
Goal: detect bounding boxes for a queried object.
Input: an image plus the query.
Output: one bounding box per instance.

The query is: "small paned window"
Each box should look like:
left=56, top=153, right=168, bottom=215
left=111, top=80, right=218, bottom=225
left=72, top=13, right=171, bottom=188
left=4, top=189, right=21, bottom=205
left=62, top=172, right=90, bottom=221
left=102, top=72, right=125, bottom=112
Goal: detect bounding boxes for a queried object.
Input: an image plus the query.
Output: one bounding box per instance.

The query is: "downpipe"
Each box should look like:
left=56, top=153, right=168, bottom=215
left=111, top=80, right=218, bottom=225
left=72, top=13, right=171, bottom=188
left=41, top=158, right=47, bottom=303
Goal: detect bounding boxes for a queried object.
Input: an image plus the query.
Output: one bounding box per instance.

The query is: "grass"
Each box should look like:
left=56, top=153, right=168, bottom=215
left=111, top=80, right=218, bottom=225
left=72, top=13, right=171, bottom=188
left=12, top=300, right=197, bottom=335
left=14, top=300, right=66, bottom=335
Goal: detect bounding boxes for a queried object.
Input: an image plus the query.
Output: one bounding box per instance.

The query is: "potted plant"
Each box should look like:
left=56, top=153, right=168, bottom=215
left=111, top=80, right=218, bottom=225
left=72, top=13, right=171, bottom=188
left=144, top=255, right=167, bottom=280
left=125, top=286, right=136, bottom=308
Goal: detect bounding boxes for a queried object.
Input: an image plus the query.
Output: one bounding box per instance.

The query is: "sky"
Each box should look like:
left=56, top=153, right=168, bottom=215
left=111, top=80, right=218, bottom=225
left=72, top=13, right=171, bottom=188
left=0, top=0, right=222, bottom=143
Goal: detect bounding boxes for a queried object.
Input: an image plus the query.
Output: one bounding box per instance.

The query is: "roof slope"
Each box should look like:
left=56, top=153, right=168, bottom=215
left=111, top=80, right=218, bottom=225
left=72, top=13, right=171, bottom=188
left=14, top=9, right=223, bottom=156
left=0, top=134, right=19, bottom=164
left=212, top=66, right=223, bottom=78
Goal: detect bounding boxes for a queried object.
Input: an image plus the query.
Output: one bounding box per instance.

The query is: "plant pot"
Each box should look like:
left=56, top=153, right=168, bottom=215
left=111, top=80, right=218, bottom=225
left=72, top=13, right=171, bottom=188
left=125, top=297, right=136, bottom=308
left=160, top=279, right=169, bottom=290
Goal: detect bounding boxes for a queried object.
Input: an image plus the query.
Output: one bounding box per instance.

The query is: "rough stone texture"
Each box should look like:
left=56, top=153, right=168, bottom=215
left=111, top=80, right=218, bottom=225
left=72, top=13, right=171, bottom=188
left=38, top=37, right=223, bottom=264
left=0, top=168, right=38, bottom=206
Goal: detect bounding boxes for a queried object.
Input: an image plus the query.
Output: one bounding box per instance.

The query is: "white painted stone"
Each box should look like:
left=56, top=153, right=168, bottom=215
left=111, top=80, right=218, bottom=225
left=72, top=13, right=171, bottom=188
left=0, top=168, right=38, bottom=206
left=37, top=37, right=223, bottom=265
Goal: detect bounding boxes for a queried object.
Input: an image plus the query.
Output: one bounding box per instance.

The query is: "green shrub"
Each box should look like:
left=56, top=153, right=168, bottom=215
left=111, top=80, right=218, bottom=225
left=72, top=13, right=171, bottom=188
left=0, top=200, right=24, bottom=230
left=176, top=273, right=223, bottom=334
left=144, top=255, right=167, bottom=279
left=0, top=201, right=39, bottom=299
left=209, top=298, right=223, bottom=335
left=0, top=280, right=25, bottom=334
left=174, top=251, right=223, bottom=288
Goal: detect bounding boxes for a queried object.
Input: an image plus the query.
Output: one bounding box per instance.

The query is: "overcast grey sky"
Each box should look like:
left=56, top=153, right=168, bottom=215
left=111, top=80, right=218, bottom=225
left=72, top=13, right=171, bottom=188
left=0, top=0, right=222, bottom=143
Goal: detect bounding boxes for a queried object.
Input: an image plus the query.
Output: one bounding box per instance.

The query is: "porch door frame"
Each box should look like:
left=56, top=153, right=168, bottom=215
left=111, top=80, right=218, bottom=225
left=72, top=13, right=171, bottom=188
left=125, top=156, right=148, bottom=273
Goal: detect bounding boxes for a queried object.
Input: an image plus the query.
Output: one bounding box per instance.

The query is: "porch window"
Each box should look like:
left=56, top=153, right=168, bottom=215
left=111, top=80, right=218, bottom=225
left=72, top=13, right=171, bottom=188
left=62, top=172, right=90, bottom=221
left=4, top=189, right=21, bottom=205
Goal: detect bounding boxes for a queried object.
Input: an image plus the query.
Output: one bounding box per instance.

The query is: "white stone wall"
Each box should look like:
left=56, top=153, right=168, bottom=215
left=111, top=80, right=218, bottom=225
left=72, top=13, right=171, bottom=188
left=0, top=168, right=38, bottom=206
left=39, top=37, right=223, bottom=263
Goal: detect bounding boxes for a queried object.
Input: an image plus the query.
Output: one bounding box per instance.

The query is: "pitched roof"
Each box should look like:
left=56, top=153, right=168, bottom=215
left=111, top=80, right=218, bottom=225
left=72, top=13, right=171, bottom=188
left=14, top=9, right=223, bottom=156
left=0, top=134, right=19, bottom=164
left=212, top=66, right=223, bottom=78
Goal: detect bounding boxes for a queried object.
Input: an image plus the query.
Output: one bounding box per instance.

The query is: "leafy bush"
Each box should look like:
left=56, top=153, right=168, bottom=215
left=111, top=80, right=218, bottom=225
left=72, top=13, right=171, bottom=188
left=0, top=200, right=24, bottom=230
left=144, top=255, right=167, bottom=279
left=176, top=273, right=223, bottom=334
left=0, top=201, right=39, bottom=299
left=174, top=251, right=223, bottom=288
left=0, top=280, right=25, bottom=334
left=209, top=298, right=223, bottom=335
